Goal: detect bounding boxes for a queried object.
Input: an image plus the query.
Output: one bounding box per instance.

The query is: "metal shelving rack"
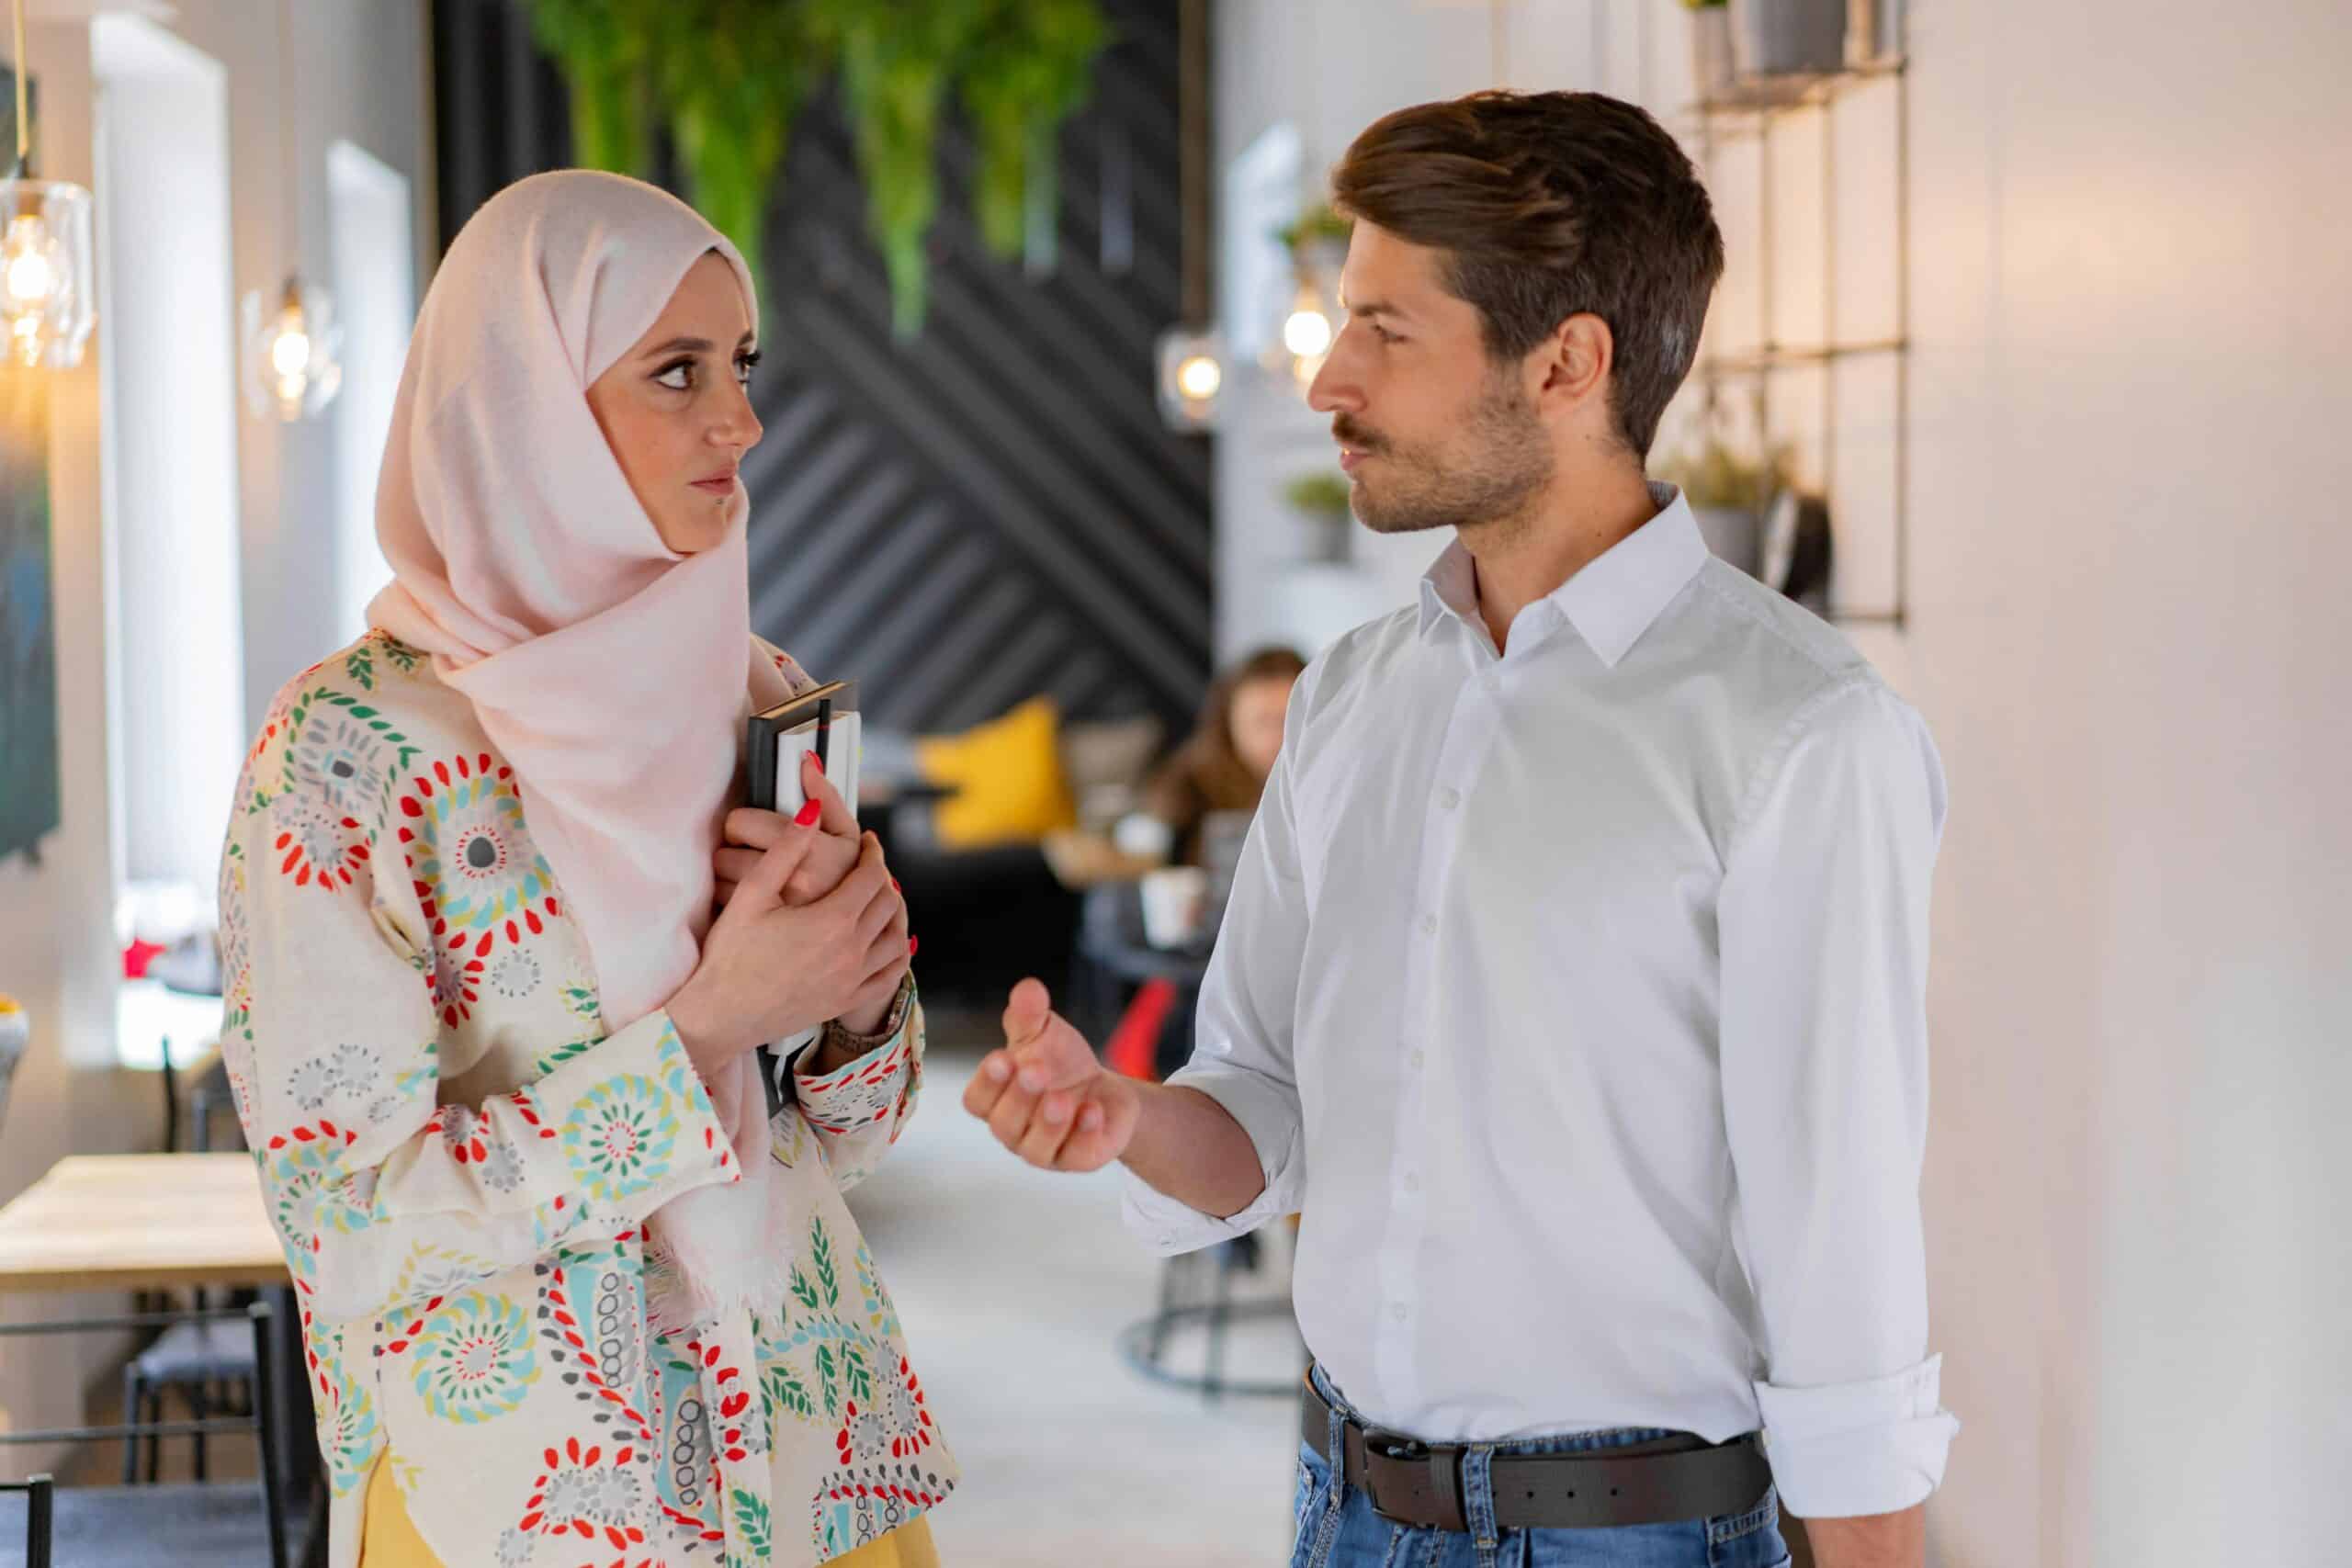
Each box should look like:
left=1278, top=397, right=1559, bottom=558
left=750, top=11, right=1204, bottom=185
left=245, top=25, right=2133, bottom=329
left=1682, top=51, right=1912, bottom=629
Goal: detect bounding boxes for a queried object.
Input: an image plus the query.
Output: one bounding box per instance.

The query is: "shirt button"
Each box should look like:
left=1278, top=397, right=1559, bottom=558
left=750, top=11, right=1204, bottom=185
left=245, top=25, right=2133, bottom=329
left=1420, top=913, right=1438, bottom=936
left=1438, top=786, right=1461, bottom=810
left=1391, top=1303, right=1408, bottom=1324
left=1402, top=1173, right=1421, bottom=1193
left=1409, top=1049, right=1427, bottom=1070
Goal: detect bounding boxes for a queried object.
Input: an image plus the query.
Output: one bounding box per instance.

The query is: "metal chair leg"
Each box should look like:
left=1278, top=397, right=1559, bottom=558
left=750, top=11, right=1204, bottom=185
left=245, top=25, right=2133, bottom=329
left=20, top=1474, right=51, bottom=1568
left=119, top=1365, right=142, bottom=1483
left=1204, top=1239, right=1241, bottom=1404
left=188, top=1383, right=209, bottom=1482
left=142, top=1388, right=162, bottom=1483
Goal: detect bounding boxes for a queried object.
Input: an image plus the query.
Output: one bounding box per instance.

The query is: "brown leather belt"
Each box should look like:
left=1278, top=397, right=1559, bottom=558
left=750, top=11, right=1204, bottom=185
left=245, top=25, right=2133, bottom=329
left=1303, top=1378, right=1773, bottom=1533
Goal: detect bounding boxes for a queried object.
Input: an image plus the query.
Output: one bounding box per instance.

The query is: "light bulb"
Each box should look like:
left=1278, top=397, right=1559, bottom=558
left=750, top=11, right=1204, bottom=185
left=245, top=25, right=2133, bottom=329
left=269, top=323, right=311, bottom=379
left=1283, top=308, right=1334, bottom=360
left=6, top=247, right=52, bottom=306
left=243, top=276, right=343, bottom=419
left=1, top=215, right=69, bottom=320
left=1176, top=354, right=1223, bottom=401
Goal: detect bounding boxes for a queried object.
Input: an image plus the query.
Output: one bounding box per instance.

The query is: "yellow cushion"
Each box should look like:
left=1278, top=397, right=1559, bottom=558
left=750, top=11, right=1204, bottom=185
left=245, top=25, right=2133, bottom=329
left=915, top=696, right=1080, bottom=850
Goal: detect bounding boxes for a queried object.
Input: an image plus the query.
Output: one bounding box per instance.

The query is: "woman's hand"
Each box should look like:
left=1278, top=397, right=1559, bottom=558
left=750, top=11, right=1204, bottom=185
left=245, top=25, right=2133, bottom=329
left=714, top=752, right=859, bottom=908
left=668, top=827, right=907, bottom=1083
left=832, top=888, right=912, bottom=1037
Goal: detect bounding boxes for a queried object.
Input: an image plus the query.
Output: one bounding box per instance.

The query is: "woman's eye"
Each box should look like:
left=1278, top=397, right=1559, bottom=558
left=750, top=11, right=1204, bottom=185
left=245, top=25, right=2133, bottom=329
left=735, top=349, right=762, bottom=386
left=653, top=359, right=695, bottom=391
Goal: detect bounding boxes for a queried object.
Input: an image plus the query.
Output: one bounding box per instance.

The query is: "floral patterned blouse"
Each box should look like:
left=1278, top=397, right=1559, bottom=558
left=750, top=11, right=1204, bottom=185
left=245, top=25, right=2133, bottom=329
left=218, top=629, right=956, bottom=1568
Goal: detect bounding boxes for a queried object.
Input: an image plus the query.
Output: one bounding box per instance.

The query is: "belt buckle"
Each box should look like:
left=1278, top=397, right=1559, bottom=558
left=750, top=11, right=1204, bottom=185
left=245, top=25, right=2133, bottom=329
left=1360, top=1428, right=1440, bottom=1526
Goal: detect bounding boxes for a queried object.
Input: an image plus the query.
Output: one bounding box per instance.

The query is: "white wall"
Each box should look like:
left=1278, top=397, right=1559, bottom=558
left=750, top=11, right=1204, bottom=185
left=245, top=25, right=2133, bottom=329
left=1214, top=1, right=2352, bottom=1561
left=1900, top=4, right=2350, bottom=1560
left=327, top=139, right=416, bottom=641
left=93, top=16, right=243, bottom=898
left=141, top=0, right=439, bottom=728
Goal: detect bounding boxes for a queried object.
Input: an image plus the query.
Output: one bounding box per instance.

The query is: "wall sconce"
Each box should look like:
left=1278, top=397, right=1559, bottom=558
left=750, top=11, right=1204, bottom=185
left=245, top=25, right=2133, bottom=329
left=242, top=273, right=342, bottom=421
left=1157, top=324, right=1226, bottom=431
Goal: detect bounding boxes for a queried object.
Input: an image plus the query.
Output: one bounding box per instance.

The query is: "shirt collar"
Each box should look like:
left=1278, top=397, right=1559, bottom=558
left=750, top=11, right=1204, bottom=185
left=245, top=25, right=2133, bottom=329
left=1416, top=484, right=1712, bottom=668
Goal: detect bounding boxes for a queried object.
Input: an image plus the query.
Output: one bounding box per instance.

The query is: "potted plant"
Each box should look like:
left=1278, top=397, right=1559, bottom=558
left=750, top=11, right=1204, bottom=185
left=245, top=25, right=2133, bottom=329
left=1283, top=471, right=1354, bottom=564
left=1277, top=201, right=1352, bottom=266
left=1653, top=440, right=1785, bottom=577
left=1681, top=0, right=1736, bottom=102
left=1728, top=0, right=1847, bottom=78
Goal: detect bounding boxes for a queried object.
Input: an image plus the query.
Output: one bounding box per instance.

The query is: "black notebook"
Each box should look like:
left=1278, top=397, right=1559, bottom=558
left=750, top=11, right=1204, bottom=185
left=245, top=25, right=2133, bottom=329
left=746, top=680, right=861, bottom=820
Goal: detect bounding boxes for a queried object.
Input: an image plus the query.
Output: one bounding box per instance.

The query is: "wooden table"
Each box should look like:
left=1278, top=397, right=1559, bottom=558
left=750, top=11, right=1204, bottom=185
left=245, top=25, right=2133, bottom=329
left=0, top=1152, right=317, bottom=1531
left=0, top=1155, right=282, bottom=1294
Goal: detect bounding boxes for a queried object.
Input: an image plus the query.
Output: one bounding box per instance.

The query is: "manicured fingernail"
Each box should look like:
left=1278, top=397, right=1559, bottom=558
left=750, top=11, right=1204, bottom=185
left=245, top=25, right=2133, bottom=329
left=1018, top=1067, right=1046, bottom=1093
left=983, top=1055, right=1009, bottom=1081
left=1080, top=1107, right=1102, bottom=1131
left=794, top=799, right=822, bottom=827
left=890, top=877, right=900, bottom=892
left=908, top=936, right=919, bottom=956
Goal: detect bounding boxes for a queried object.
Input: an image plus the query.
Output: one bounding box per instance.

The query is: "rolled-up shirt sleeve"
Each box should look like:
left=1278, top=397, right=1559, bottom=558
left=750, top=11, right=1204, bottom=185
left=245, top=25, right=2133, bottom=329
left=1121, top=669, right=1317, bottom=1255
left=1719, top=677, right=1961, bottom=1517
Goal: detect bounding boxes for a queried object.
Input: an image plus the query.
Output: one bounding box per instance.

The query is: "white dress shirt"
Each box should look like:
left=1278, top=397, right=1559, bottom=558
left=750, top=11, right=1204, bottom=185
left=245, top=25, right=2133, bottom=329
left=1125, top=488, right=1959, bottom=1517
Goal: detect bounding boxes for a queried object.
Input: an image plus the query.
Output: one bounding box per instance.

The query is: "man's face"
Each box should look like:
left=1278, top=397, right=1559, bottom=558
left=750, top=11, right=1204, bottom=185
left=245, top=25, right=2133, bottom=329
left=1306, top=223, right=1555, bottom=536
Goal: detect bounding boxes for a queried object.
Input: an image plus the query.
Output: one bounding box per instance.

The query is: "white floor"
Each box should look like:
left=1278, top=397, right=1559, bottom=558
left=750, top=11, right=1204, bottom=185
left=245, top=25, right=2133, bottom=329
left=845, top=1039, right=1304, bottom=1567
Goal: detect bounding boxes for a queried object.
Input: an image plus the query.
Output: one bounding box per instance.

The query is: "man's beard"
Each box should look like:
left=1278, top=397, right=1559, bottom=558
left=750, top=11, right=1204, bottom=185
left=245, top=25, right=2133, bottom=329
left=1338, top=377, right=1555, bottom=537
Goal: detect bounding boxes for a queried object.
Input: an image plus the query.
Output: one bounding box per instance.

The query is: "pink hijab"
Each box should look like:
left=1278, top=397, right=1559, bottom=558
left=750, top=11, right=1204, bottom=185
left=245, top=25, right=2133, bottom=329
left=369, top=170, right=798, bottom=1330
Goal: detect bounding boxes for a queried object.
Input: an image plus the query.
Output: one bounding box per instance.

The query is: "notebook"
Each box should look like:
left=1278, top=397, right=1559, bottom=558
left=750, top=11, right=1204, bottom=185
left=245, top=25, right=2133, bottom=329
left=747, top=680, right=862, bottom=821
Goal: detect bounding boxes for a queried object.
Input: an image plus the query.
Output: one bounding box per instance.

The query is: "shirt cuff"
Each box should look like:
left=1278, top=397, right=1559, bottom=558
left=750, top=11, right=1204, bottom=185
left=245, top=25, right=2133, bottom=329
left=1755, top=1353, right=1960, bottom=1517
left=790, top=991, right=920, bottom=1135
left=521, top=1009, right=740, bottom=1197
left=1119, top=1066, right=1302, bottom=1256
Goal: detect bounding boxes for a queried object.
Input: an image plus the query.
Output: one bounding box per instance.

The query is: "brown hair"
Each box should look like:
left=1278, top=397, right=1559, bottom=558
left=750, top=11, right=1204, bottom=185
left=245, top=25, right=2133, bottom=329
left=1146, top=647, right=1307, bottom=861
left=1330, top=91, right=1724, bottom=459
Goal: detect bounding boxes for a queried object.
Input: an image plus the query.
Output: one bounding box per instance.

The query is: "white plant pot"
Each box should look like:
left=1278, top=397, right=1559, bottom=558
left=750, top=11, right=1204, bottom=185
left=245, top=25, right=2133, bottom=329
left=1295, top=510, right=1352, bottom=565
left=1729, top=0, right=1848, bottom=77
left=1690, top=7, right=1736, bottom=101
left=1847, top=0, right=1901, bottom=64
left=1691, top=505, right=1762, bottom=577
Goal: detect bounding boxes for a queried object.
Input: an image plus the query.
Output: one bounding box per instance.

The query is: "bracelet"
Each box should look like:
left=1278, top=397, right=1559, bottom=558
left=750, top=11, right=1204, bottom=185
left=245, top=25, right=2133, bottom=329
left=820, top=975, right=916, bottom=1057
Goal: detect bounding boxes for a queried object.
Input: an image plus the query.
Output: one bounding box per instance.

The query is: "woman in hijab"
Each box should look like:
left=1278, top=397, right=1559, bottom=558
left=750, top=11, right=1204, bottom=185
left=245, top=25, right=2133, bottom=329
left=219, top=171, right=953, bottom=1568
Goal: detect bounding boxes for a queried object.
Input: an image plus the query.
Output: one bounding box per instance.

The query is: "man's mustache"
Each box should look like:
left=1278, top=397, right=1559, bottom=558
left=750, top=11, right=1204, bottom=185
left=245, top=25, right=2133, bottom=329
left=1331, top=418, right=1385, bottom=451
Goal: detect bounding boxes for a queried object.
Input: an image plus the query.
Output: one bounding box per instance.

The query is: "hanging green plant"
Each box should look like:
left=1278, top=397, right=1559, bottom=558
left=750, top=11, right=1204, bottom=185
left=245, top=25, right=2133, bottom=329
left=649, top=0, right=822, bottom=310
left=527, top=0, right=658, bottom=177
left=959, top=0, right=1109, bottom=274
left=808, top=0, right=981, bottom=338
left=1277, top=202, right=1353, bottom=256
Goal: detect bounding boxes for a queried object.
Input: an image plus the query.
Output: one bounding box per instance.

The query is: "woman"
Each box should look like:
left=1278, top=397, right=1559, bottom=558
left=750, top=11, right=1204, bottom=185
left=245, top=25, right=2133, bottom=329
left=1130, top=646, right=1306, bottom=865
left=1098, top=649, right=1304, bottom=1080
left=219, top=172, right=953, bottom=1567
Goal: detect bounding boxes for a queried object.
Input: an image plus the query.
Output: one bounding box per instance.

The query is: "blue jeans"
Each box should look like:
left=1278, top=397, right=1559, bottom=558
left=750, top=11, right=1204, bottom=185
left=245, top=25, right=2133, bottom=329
left=1289, top=1368, right=1789, bottom=1568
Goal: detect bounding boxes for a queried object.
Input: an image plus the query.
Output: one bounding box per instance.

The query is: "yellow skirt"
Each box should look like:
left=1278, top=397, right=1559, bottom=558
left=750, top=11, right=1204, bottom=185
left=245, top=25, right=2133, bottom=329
left=361, top=1455, right=939, bottom=1566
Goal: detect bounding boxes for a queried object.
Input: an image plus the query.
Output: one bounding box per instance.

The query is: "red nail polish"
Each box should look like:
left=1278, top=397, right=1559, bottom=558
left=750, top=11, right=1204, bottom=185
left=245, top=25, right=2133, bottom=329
left=908, top=936, right=920, bottom=956
left=794, top=799, right=821, bottom=827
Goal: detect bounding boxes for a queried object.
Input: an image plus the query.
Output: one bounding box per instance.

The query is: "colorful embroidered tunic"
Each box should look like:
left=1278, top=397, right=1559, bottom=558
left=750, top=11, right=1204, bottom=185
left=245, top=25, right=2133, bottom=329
left=219, top=629, right=956, bottom=1568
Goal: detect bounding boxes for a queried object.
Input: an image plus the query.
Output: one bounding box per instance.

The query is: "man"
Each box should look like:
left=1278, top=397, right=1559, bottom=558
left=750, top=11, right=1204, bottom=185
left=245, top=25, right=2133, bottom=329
left=965, top=90, right=1955, bottom=1568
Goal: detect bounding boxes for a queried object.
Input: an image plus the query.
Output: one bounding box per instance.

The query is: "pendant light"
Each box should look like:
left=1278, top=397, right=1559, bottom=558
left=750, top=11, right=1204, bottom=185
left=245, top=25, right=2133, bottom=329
left=241, top=0, right=340, bottom=421
left=1153, top=0, right=1224, bottom=432
left=0, top=0, right=95, bottom=370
